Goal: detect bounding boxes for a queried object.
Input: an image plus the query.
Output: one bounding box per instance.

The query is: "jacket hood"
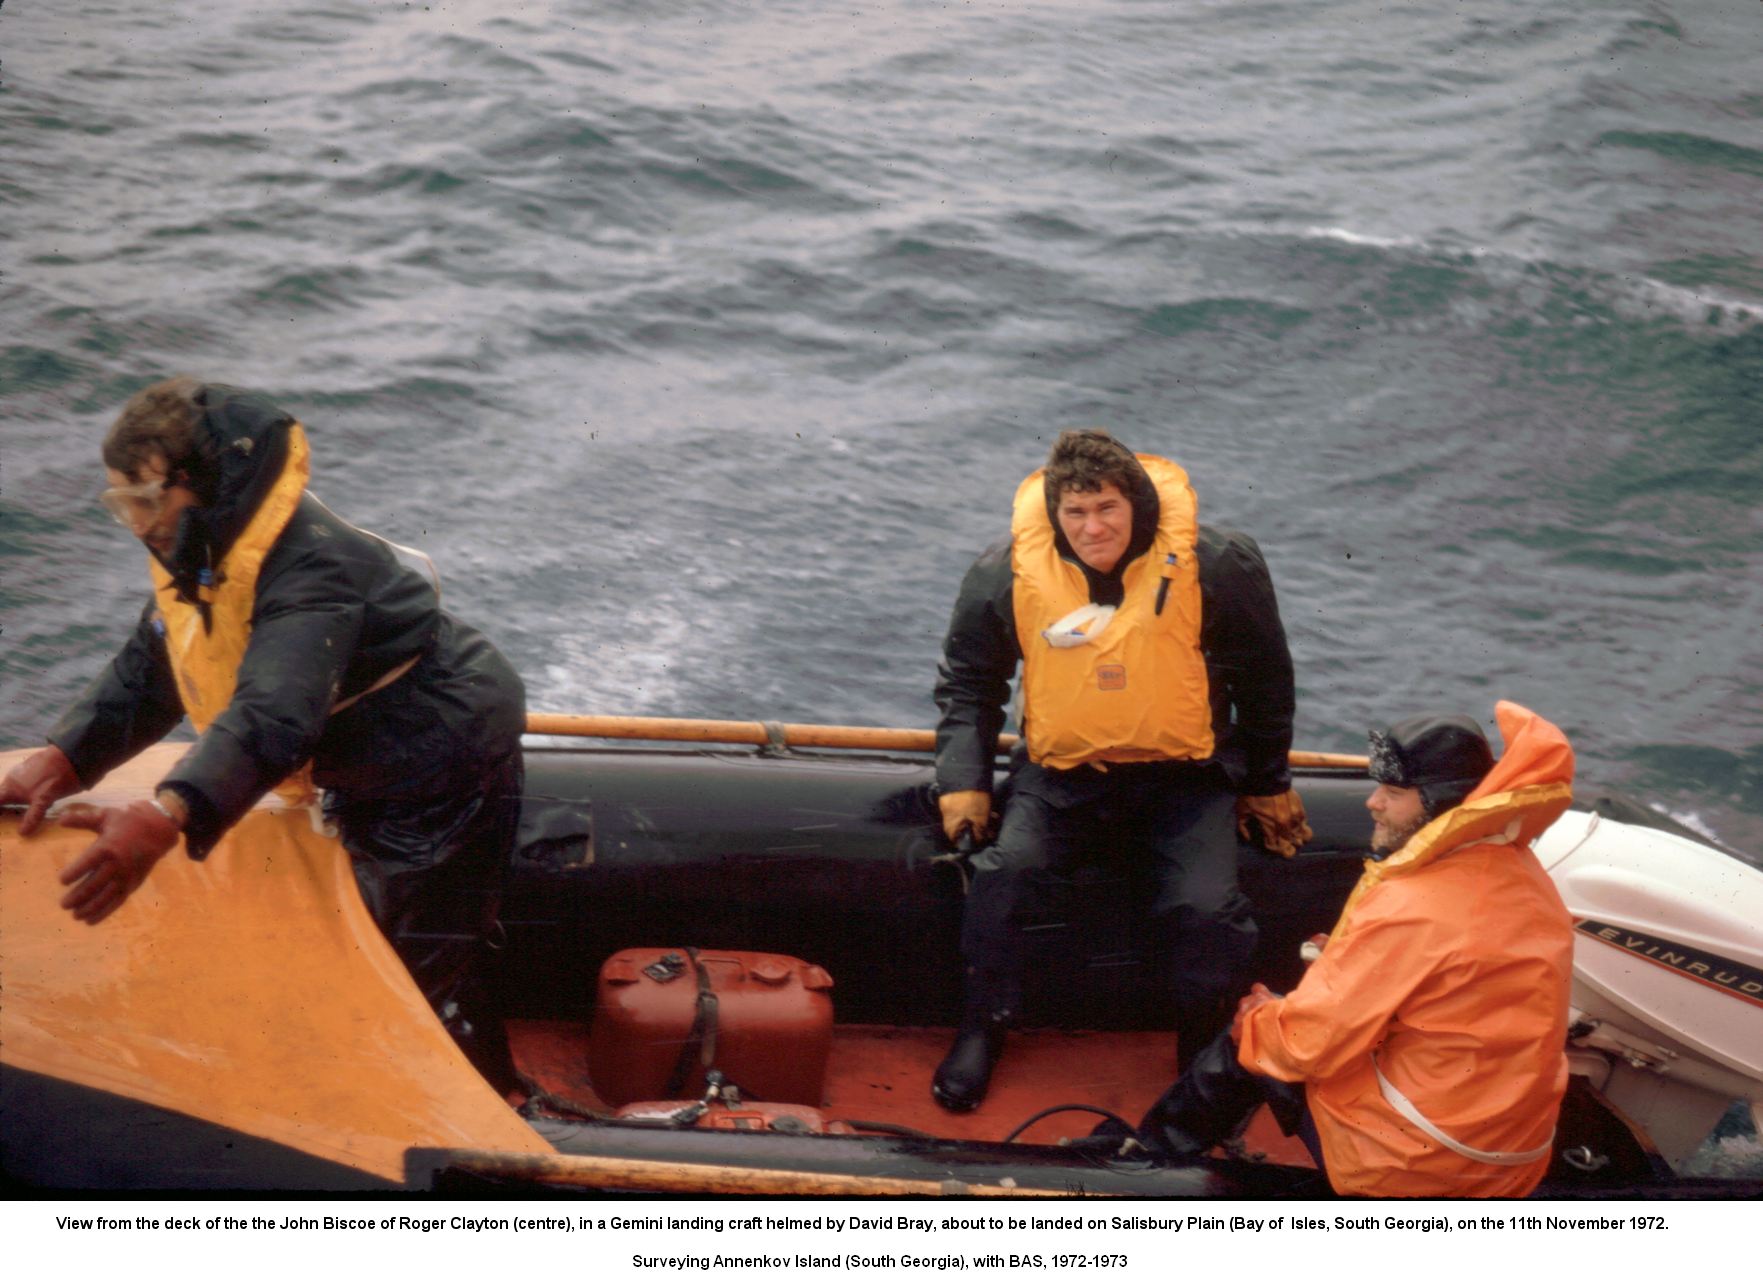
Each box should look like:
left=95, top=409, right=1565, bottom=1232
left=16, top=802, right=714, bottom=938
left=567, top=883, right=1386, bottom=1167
left=1383, top=701, right=1575, bottom=870
left=162, top=385, right=297, bottom=602
left=1469, top=702, right=1573, bottom=793
left=1330, top=701, right=1574, bottom=939
left=1043, top=453, right=1163, bottom=588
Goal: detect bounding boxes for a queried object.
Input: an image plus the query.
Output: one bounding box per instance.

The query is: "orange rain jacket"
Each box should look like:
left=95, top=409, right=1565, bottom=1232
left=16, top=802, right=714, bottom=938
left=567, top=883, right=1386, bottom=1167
left=1236, top=702, right=1576, bottom=1197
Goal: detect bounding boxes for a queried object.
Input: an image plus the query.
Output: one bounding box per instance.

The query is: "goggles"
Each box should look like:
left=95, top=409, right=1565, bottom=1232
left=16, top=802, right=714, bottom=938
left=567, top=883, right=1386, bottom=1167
left=99, top=475, right=177, bottom=528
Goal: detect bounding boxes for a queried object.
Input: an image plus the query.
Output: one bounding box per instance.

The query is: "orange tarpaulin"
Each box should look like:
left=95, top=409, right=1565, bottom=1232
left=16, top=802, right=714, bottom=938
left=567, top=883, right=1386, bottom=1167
left=0, top=743, right=551, bottom=1185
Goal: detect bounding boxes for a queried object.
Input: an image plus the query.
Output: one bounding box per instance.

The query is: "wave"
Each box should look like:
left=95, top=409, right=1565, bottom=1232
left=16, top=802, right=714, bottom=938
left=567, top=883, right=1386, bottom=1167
left=1300, top=224, right=1761, bottom=326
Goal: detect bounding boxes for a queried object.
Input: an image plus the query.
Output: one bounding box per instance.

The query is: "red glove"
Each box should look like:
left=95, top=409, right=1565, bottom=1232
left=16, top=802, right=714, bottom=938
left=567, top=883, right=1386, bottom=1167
left=1, top=745, right=83, bottom=836
left=56, top=799, right=183, bottom=925
left=1230, top=982, right=1282, bottom=1042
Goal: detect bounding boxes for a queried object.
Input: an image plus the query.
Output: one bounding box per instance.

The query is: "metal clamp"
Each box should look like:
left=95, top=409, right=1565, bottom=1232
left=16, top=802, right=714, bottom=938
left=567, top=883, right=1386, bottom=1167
left=1561, top=1145, right=1610, bottom=1173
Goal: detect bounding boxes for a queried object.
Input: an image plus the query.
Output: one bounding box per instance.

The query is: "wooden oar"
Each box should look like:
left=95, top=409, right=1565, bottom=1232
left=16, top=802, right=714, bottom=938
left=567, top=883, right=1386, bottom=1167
left=525, top=712, right=1368, bottom=770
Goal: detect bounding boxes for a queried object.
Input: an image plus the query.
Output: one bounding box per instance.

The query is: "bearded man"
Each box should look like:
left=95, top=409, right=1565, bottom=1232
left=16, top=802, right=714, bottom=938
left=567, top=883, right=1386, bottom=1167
left=1119, top=704, right=1578, bottom=1198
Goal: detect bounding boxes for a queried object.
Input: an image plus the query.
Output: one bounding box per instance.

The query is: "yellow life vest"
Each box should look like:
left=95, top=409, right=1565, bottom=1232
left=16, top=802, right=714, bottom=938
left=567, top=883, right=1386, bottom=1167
left=148, top=424, right=316, bottom=804
left=1011, top=454, right=1214, bottom=769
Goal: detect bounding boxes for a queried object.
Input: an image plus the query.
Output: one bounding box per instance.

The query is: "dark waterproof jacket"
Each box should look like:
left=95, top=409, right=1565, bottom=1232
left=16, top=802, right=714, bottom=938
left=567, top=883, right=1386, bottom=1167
left=50, top=388, right=526, bottom=858
left=934, top=521, right=1296, bottom=801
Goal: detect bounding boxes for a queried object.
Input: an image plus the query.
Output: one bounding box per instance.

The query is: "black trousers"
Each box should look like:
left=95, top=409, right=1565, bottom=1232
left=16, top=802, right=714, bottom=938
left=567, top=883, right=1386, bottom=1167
left=959, top=760, right=1256, bottom=1052
left=329, top=749, right=525, bottom=1083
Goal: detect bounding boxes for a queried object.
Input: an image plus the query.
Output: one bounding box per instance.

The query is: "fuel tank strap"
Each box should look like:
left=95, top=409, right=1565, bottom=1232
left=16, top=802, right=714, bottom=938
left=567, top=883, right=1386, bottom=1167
left=665, top=948, right=720, bottom=1097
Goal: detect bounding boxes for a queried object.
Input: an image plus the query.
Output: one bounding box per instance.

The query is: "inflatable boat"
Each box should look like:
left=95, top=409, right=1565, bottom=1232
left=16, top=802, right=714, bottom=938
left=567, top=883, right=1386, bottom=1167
left=3, top=715, right=1759, bottom=1198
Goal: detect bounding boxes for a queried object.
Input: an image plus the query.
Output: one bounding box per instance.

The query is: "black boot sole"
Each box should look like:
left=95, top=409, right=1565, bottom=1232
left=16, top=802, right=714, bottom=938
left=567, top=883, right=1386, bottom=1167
left=931, top=1080, right=984, bottom=1113
left=930, top=1026, right=1007, bottom=1112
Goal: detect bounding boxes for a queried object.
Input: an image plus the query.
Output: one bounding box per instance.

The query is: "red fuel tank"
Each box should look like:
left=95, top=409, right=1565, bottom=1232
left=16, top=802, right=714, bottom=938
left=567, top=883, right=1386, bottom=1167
left=589, top=948, right=835, bottom=1107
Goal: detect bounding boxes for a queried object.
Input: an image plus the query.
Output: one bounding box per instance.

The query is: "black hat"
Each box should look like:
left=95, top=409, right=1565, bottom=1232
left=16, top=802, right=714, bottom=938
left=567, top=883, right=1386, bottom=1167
left=1367, top=714, right=1495, bottom=818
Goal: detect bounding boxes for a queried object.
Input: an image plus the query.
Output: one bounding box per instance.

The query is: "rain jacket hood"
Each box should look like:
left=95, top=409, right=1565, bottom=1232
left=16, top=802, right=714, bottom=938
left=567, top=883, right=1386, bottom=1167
left=1331, top=701, right=1575, bottom=943
left=160, top=384, right=299, bottom=608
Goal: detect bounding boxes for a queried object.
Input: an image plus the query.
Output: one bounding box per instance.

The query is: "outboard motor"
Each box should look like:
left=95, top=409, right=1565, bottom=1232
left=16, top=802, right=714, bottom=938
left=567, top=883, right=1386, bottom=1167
left=1534, top=809, right=1763, bottom=1170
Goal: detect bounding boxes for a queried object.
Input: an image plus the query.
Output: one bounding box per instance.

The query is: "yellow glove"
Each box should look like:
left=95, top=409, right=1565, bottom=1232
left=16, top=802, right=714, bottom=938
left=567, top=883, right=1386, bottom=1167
left=938, top=790, right=994, bottom=845
left=1235, top=790, right=1313, bottom=858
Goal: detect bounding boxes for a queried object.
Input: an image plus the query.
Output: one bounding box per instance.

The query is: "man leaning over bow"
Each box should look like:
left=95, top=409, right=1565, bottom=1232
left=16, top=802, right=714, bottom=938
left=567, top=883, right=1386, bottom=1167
left=0, top=376, right=527, bottom=1085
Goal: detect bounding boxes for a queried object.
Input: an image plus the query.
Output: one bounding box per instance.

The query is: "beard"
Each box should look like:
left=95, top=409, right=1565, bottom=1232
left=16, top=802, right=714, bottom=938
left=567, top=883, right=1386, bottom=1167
left=1369, top=807, right=1431, bottom=857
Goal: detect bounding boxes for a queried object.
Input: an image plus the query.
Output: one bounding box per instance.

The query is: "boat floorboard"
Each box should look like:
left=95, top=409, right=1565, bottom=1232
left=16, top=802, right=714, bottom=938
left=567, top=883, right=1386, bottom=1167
left=506, top=1019, right=1313, bottom=1167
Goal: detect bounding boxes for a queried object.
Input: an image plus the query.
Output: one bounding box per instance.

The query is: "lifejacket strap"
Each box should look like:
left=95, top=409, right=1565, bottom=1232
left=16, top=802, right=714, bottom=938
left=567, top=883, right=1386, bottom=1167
left=1373, top=1058, right=1553, bottom=1166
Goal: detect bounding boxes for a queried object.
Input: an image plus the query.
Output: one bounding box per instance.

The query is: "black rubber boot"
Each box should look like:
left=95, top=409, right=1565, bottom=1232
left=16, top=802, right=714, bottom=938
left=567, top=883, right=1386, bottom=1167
left=1136, top=1029, right=1287, bottom=1162
left=932, top=1012, right=1010, bottom=1112
left=1175, top=996, right=1230, bottom=1076
left=933, top=967, right=1018, bottom=1113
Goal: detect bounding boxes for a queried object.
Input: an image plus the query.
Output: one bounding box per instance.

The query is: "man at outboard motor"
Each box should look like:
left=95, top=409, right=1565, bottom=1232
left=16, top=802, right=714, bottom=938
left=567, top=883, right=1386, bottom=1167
left=0, top=376, right=527, bottom=1087
left=930, top=429, right=1308, bottom=1111
left=1117, top=704, right=1576, bottom=1197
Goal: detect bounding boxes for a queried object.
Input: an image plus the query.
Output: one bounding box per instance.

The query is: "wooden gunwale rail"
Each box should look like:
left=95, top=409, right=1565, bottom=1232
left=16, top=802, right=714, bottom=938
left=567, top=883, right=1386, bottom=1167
left=525, top=713, right=1368, bottom=770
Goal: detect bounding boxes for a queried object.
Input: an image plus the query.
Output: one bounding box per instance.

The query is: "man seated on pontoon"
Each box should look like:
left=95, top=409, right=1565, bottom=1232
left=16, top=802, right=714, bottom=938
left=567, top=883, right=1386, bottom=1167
left=1107, top=704, right=1576, bottom=1198
left=929, top=428, right=1311, bottom=1111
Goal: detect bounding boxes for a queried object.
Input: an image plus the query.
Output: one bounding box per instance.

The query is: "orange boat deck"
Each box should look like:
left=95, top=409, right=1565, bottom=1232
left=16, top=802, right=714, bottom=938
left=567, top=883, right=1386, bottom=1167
left=507, top=1019, right=1313, bottom=1167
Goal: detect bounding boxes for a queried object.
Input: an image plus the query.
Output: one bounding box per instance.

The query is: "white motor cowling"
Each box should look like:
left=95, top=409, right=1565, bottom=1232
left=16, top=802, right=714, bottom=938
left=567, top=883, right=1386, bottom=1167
left=1534, top=809, right=1763, bottom=1169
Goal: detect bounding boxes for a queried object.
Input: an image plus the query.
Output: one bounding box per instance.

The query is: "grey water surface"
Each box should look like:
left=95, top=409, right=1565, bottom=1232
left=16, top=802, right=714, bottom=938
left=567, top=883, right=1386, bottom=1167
left=7, top=0, right=1759, bottom=847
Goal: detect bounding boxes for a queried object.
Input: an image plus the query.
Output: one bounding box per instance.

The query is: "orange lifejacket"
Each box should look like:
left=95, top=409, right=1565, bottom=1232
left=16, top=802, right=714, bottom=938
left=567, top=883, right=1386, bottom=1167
left=1010, top=455, right=1213, bottom=769
left=1238, top=702, right=1576, bottom=1197
left=147, top=425, right=316, bottom=804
